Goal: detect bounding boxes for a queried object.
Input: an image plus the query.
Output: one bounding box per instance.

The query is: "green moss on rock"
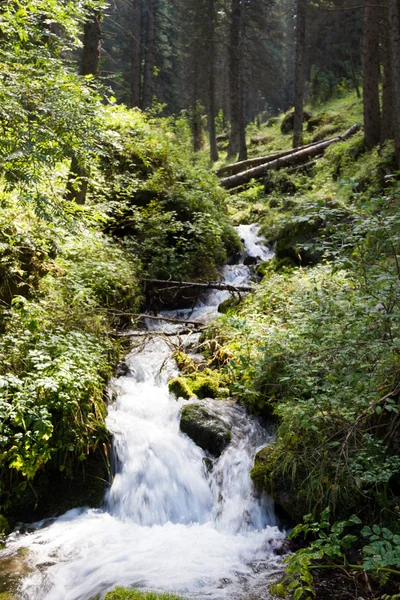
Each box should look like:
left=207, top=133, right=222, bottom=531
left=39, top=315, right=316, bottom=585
left=251, top=445, right=303, bottom=522
left=180, top=404, right=231, bottom=456
left=168, top=377, right=193, bottom=399
left=105, top=589, right=184, bottom=600
left=169, top=369, right=229, bottom=400
left=218, top=296, right=242, bottom=314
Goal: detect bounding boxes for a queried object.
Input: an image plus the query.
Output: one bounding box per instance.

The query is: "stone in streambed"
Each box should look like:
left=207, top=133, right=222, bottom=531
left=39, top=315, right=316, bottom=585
left=251, top=444, right=303, bottom=522
left=180, top=404, right=231, bottom=457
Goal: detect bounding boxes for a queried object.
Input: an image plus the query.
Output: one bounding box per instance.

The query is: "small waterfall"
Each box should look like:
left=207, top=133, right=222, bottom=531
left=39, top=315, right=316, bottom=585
left=2, top=225, right=285, bottom=600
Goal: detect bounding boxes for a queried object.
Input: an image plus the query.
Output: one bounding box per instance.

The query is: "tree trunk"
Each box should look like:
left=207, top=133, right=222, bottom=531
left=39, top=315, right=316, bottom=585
left=216, top=134, right=341, bottom=178
left=82, top=11, right=102, bottom=76
left=293, top=0, right=306, bottom=148
left=142, top=0, right=157, bottom=110
left=388, top=0, right=400, bottom=166
left=131, top=0, right=142, bottom=108
left=381, top=9, right=393, bottom=143
left=363, top=0, right=381, bottom=149
left=227, top=0, right=241, bottom=158
left=208, top=0, right=219, bottom=162
left=192, top=101, right=205, bottom=152
left=66, top=156, right=88, bottom=205
left=220, top=124, right=360, bottom=189
left=67, top=10, right=101, bottom=205
left=237, top=0, right=247, bottom=161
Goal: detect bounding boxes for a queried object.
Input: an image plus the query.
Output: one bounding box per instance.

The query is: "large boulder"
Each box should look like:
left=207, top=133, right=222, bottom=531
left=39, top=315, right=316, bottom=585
left=180, top=404, right=231, bottom=457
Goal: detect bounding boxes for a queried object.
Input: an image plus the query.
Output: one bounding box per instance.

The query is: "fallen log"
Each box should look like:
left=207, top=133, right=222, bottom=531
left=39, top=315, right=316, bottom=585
left=111, top=327, right=207, bottom=338
left=219, top=124, right=360, bottom=189
left=142, top=278, right=254, bottom=293
left=133, top=314, right=204, bottom=327
left=215, top=135, right=338, bottom=178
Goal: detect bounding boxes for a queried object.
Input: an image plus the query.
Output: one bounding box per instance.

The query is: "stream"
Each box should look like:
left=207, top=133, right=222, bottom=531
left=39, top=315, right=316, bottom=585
left=1, top=225, right=286, bottom=600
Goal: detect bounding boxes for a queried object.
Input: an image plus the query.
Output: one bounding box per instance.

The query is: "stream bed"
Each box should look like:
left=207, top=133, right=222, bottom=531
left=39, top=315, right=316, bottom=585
left=1, top=225, right=286, bottom=600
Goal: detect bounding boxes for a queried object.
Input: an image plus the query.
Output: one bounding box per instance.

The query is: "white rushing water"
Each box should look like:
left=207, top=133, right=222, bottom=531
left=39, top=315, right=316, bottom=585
left=2, top=225, right=284, bottom=600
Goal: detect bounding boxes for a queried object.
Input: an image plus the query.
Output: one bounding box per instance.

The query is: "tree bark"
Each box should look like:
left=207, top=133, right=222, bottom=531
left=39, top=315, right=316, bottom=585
left=208, top=0, right=219, bottom=162
left=142, top=279, right=254, bottom=292
left=363, top=0, right=381, bottom=149
left=388, top=0, right=400, bottom=166
left=227, top=0, right=247, bottom=160
left=237, top=0, right=247, bottom=161
left=227, top=0, right=241, bottom=158
left=220, top=124, right=360, bottom=189
left=82, top=11, right=102, bottom=76
left=293, top=0, right=306, bottom=148
left=142, top=0, right=157, bottom=110
left=381, top=11, right=393, bottom=143
left=216, top=135, right=340, bottom=177
left=130, top=0, right=142, bottom=108
left=67, top=10, right=101, bottom=205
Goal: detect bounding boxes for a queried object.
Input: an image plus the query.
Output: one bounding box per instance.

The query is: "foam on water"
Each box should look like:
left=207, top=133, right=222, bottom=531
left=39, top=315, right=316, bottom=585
left=2, top=225, right=285, bottom=600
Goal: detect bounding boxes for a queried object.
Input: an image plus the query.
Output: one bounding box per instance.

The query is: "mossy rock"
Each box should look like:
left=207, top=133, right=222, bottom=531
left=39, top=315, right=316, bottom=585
left=0, top=593, right=18, bottom=600
left=274, top=218, right=323, bottom=266
left=218, top=296, right=241, bottom=314
left=105, top=589, right=184, bottom=600
left=251, top=445, right=303, bottom=522
left=4, top=449, right=110, bottom=524
left=169, top=370, right=229, bottom=400
left=0, top=515, right=9, bottom=537
left=280, top=110, right=312, bottom=135
left=250, top=135, right=271, bottom=146
left=180, top=404, right=231, bottom=456
left=168, top=377, right=193, bottom=400
left=190, top=371, right=223, bottom=399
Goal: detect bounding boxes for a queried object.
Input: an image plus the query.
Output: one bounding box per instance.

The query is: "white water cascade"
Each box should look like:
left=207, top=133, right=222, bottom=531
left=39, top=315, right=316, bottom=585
left=2, top=225, right=285, bottom=600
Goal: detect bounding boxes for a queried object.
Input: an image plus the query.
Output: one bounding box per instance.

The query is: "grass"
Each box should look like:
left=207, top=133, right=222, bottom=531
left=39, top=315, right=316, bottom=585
left=105, top=589, right=184, bottom=600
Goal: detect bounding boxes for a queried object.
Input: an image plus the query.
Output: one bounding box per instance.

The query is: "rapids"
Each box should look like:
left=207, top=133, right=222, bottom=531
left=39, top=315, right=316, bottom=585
left=1, top=225, right=285, bottom=600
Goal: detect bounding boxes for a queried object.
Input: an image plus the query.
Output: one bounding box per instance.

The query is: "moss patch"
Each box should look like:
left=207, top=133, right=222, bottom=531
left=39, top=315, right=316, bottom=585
left=169, top=369, right=229, bottom=400
left=251, top=445, right=303, bottom=522
left=168, top=377, right=193, bottom=400
left=105, top=589, right=184, bottom=600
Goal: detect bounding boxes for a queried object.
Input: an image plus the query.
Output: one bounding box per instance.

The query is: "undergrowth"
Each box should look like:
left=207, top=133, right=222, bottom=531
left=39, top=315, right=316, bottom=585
left=208, top=92, right=400, bottom=597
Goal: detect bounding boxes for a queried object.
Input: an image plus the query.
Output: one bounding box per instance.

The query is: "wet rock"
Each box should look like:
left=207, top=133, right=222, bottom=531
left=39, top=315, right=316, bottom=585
left=180, top=404, right=231, bottom=456
left=202, top=457, right=214, bottom=472
left=251, top=445, right=303, bottom=522
left=115, top=362, right=131, bottom=377
left=244, top=255, right=259, bottom=266
left=218, top=296, right=241, bottom=314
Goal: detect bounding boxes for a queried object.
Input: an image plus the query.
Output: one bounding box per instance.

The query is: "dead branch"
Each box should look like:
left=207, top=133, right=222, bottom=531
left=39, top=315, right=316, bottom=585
left=142, top=278, right=254, bottom=293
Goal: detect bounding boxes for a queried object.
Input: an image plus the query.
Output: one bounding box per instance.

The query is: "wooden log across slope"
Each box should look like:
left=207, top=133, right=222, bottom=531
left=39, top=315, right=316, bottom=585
left=215, top=136, right=338, bottom=178
left=142, top=278, right=254, bottom=293
left=219, top=124, right=360, bottom=189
